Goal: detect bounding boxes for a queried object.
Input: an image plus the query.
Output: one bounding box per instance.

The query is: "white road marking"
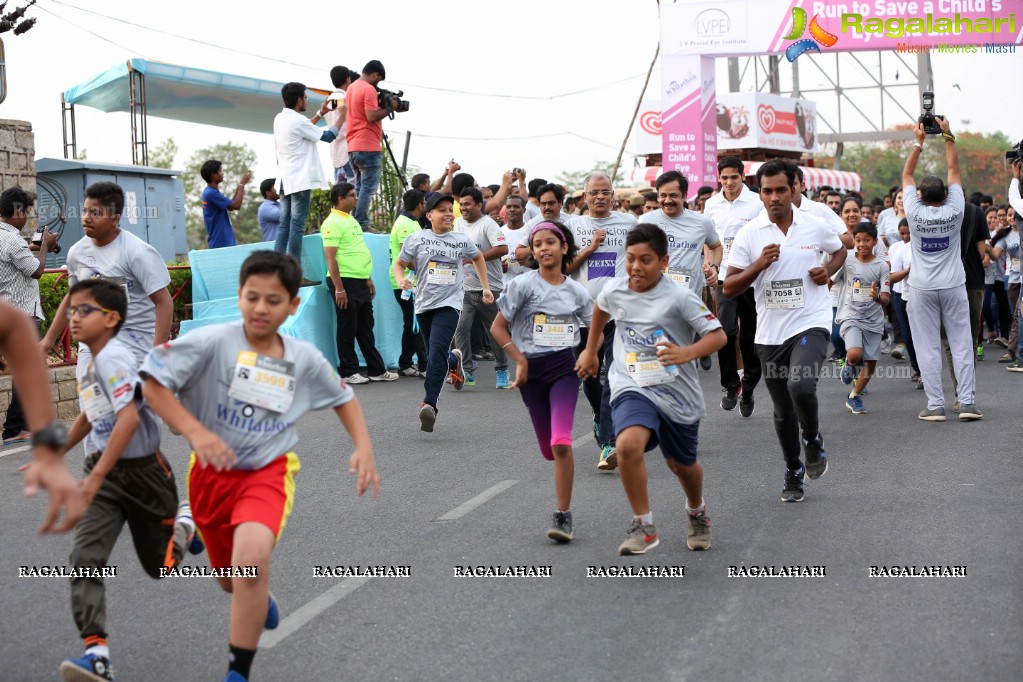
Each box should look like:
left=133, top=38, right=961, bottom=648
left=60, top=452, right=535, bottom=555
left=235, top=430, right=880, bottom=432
left=0, top=444, right=31, bottom=458
left=260, top=576, right=373, bottom=648
left=436, top=480, right=518, bottom=521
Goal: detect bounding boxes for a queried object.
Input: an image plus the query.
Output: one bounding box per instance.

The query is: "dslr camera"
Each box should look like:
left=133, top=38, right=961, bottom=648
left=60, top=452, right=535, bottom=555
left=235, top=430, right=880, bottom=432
left=918, top=91, right=944, bottom=135
left=377, top=87, right=410, bottom=114
left=31, top=225, right=61, bottom=254
left=1006, top=139, right=1023, bottom=162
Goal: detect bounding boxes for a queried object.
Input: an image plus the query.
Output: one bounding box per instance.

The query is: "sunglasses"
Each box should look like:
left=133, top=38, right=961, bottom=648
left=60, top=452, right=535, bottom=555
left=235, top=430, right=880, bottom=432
left=66, top=303, right=113, bottom=319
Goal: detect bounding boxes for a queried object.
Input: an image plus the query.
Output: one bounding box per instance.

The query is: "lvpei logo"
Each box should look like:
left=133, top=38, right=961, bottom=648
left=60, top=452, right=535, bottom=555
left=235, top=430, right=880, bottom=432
left=783, top=7, right=839, bottom=61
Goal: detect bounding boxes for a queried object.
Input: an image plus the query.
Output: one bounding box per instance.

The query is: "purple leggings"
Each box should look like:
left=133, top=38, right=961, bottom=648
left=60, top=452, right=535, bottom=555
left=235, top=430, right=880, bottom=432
left=518, top=349, right=580, bottom=461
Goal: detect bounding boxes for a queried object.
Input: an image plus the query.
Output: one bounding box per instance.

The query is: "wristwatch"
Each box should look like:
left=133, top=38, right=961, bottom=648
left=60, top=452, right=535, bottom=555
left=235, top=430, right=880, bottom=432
left=30, top=422, right=69, bottom=449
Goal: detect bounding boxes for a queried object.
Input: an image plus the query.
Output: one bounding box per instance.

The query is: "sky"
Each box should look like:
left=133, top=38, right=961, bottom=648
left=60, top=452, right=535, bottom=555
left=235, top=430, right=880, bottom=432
left=2, top=0, right=1021, bottom=190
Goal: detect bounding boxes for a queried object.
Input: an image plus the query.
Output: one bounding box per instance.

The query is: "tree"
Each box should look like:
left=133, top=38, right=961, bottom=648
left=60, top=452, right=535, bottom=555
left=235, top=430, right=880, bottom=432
left=183, top=142, right=261, bottom=250
left=556, top=160, right=625, bottom=192
left=148, top=137, right=179, bottom=170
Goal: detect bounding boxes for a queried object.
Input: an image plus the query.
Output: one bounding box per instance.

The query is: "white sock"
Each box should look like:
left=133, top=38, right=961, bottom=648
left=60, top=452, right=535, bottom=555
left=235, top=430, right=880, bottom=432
left=176, top=501, right=196, bottom=534
left=686, top=499, right=706, bottom=515
left=86, top=644, right=110, bottom=659
left=557, top=509, right=570, bottom=514
left=635, top=512, right=653, bottom=525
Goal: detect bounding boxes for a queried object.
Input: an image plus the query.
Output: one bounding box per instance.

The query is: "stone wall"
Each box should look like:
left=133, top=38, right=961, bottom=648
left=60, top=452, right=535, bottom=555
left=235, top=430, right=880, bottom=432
left=0, top=366, right=79, bottom=431
left=0, top=118, right=36, bottom=233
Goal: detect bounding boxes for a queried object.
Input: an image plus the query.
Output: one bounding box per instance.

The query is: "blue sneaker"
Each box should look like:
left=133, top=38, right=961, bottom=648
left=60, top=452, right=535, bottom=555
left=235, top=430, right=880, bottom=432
left=222, top=672, right=248, bottom=682
left=597, top=444, right=617, bottom=471
left=840, top=361, right=855, bottom=385
left=60, top=653, right=114, bottom=681
left=495, top=369, right=510, bottom=389
left=846, top=394, right=866, bottom=414
left=188, top=531, right=205, bottom=556
left=265, top=593, right=280, bottom=630
left=448, top=350, right=465, bottom=390
left=176, top=501, right=204, bottom=555
left=464, top=369, right=476, bottom=387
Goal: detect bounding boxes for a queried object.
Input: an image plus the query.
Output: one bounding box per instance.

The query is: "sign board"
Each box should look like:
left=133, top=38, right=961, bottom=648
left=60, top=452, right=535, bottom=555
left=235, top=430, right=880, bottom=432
left=716, top=93, right=819, bottom=153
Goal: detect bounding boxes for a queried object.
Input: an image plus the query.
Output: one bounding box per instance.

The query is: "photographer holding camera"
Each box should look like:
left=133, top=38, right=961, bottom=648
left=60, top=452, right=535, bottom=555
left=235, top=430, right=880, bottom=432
left=346, top=60, right=405, bottom=233
left=0, top=186, right=55, bottom=444
left=901, top=115, right=981, bottom=421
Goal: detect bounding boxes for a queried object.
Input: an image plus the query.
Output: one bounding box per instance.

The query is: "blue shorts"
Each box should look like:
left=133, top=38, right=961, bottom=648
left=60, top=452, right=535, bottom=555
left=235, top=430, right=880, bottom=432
left=611, top=392, right=699, bottom=465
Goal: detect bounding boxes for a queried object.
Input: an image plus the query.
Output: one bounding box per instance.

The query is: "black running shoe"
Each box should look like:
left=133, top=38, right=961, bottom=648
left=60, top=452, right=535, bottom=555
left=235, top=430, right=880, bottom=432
left=720, top=384, right=740, bottom=411
left=700, top=355, right=712, bottom=370
left=546, top=511, right=573, bottom=543
left=781, top=466, right=805, bottom=502
left=739, top=393, right=755, bottom=418
left=803, top=433, right=828, bottom=479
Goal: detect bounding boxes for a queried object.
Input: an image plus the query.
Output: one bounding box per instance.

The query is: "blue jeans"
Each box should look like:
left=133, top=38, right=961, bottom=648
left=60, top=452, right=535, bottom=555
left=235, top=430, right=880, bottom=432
left=416, top=306, right=460, bottom=410
left=350, top=150, right=382, bottom=229
left=275, top=189, right=311, bottom=260
left=891, top=291, right=920, bottom=375
left=831, top=307, right=846, bottom=359
left=334, top=162, right=354, bottom=183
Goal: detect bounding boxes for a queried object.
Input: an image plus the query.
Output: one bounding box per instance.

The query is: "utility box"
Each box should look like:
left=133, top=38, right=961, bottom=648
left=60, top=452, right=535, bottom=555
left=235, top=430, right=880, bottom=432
left=35, top=158, right=186, bottom=267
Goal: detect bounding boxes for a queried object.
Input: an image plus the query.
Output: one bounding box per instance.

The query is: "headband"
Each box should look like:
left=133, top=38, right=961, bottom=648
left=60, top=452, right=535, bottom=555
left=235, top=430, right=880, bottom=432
left=528, top=221, right=567, bottom=244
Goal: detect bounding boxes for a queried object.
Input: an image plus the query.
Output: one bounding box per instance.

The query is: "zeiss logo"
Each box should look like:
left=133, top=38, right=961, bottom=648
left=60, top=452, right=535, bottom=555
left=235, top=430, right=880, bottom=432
left=921, top=237, right=949, bottom=253
left=591, top=258, right=615, bottom=268
left=696, top=9, right=730, bottom=36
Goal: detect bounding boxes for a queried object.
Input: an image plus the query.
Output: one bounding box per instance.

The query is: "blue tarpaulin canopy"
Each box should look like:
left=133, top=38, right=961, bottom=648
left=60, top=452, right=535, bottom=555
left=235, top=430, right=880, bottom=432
left=62, top=58, right=329, bottom=134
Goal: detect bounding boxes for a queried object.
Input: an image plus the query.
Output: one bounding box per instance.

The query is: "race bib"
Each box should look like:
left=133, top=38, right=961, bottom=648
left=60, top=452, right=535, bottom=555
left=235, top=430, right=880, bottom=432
left=426, top=261, right=457, bottom=286
left=665, top=267, right=693, bottom=287
left=850, top=279, right=874, bottom=304
left=78, top=370, right=115, bottom=422
left=766, top=278, right=804, bottom=310
left=532, top=314, right=575, bottom=347
left=1012, top=257, right=1020, bottom=273
left=624, top=348, right=673, bottom=387
left=227, top=351, right=296, bottom=413
left=722, top=237, right=734, bottom=264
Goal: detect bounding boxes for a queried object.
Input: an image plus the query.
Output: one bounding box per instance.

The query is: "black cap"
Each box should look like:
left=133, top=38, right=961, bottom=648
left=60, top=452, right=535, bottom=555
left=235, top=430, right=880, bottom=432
left=425, top=194, right=454, bottom=212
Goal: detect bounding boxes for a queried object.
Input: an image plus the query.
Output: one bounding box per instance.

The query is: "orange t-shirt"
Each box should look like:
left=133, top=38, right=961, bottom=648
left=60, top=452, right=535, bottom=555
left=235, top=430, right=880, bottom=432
left=345, top=79, right=383, bottom=153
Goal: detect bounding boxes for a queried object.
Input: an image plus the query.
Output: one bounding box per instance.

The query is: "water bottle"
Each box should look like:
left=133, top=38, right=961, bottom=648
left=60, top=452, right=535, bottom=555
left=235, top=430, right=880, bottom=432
left=401, top=287, right=413, bottom=301
left=654, top=330, right=679, bottom=376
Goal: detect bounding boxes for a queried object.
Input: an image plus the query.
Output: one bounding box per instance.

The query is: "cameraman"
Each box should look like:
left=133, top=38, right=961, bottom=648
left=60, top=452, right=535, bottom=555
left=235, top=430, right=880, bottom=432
left=346, top=60, right=403, bottom=233
left=901, top=116, right=980, bottom=421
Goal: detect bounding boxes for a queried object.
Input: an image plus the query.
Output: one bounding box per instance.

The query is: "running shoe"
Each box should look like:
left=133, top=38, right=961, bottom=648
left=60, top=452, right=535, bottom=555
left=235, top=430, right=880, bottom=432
left=686, top=510, right=712, bottom=551
left=592, top=420, right=600, bottom=445
left=419, top=402, right=437, bottom=432
left=994, top=337, right=1009, bottom=348
left=976, top=344, right=985, bottom=361
left=472, top=351, right=486, bottom=361
left=910, top=373, right=921, bottom=382
left=720, top=384, right=740, bottom=411
left=618, top=520, right=659, bottom=555
left=1008, top=360, right=1023, bottom=372
left=781, top=466, right=805, bottom=502
left=495, top=369, right=510, bottom=389
left=803, top=433, right=828, bottom=479
left=597, top=444, right=617, bottom=471
left=952, top=399, right=960, bottom=413
left=891, top=343, right=906, bottom=360
left=699, top=355, right=712, bottom=370
left=60, top=653, right=114, bottom=681
left=958, top=404, right=983, bottom=421
left=464, top=369, right=476, bottom=387
left=399, top=367, right=425, bottom=378
left=176, top=501, right=204, bottom=555
left=918, top=407, right=946, bottom=421
left=343, top=373, right=370, bottom=385
left=222, top=672, right=248, bottom=682
left=546, top=511, right=573, bottom=543
left=739, top=393, right=755, bottom=418
left=369, top=371, right=399, bottom=382
left=449, top=349, right=465, bottom=390
left=846, top=394, right=866, bottom=414
left=3, top=430, right=31, bottom=446
left=880, top=336, right=892, bottom=354
left=265, top=593, right=279, bottom=630
left=840, top=361, right=856, bottom=385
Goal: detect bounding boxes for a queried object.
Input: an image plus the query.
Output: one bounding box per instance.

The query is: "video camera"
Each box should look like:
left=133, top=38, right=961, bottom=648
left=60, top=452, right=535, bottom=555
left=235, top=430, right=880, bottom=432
left=1006, top=139, right=1023, bottom=162
left=918, top=91, right=944, bottom=135
left=377, top=87, right=409, bottom=115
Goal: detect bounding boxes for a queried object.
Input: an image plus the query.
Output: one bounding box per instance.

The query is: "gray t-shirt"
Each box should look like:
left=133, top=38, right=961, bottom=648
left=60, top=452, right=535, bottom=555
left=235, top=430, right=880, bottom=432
left=596, top=276, right=723, bottom=425
left=76, top=338, right=161, bottom=457
left=67, top=230, right=171, bottom=363
left=455, top=215, right=506, bottom=292
left=903, top=183, right=966, bottom=290
left=398, top=229, right=481, bottom=313
left=567, top=212, right=638, bottom=299
left=641, top=209, right=720, bottom=293
left=1004, top=230, right=1020, bottom=285
left=833, top=253, right=891, bottom=331
left=497, top=270, right=592, bottom=358
left=140, top=321, right=354, bottom=471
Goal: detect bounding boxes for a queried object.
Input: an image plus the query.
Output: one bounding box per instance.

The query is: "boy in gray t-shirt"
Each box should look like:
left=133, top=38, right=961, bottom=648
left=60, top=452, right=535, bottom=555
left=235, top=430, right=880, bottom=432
left=141, top=251, right=378, bottom=682
left=576, top=224, right=726, bottom=557
left=833, top=223, right=891, bottom=414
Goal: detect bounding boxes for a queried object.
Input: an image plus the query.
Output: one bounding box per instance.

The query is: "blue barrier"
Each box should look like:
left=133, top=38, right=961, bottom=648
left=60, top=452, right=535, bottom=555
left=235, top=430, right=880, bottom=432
left=184, top=234, right=414, bottom=370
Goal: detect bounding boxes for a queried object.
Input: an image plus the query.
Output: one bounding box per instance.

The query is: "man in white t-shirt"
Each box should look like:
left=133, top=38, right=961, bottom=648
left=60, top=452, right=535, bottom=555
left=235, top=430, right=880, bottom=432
left=704, top=157, right=763, bottom=417
left=902, top=117, right=980, bottom=421
left=725, top=160, right=846, bottom=503
left=325, top=65, right=354, bottom=183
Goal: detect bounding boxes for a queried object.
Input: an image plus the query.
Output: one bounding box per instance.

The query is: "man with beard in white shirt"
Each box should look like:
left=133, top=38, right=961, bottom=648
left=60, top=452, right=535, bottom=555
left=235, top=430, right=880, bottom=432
left=704, top=157, right=763, bottom=417
left=725, top=160, right=846, bottom=502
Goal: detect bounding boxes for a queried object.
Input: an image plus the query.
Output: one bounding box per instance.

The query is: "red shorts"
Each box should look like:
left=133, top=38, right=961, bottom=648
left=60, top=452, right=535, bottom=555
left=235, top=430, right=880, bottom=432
left=187, top=452, right=301, bottom=569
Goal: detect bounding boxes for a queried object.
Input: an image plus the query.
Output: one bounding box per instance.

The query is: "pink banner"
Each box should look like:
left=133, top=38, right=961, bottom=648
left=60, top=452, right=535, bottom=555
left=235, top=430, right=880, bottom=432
left=660, top=55, right=717, bottom=200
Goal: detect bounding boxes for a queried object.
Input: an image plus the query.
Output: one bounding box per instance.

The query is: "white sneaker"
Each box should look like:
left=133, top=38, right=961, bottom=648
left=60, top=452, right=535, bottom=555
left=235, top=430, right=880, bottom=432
left=399, top=367, right=425, bottom=378
left=343, top=373, right=370, bottom=384
left=369, top=371, right=399, bottom=382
